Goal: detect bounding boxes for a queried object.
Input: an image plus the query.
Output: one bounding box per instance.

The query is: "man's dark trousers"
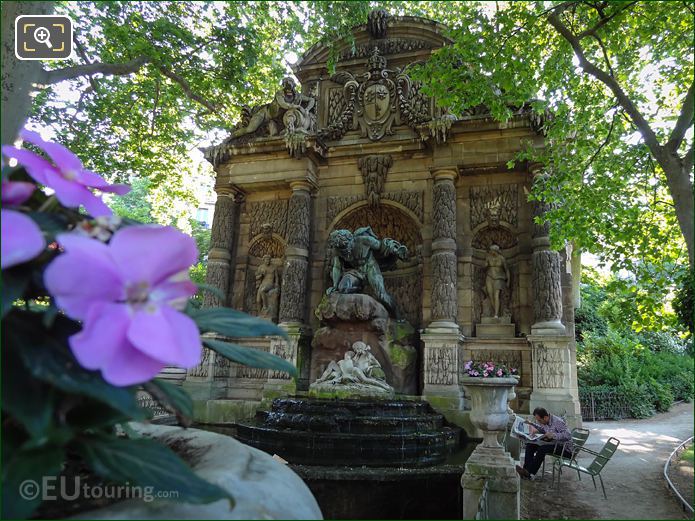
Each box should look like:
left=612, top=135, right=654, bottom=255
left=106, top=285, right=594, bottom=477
left=523, top=443, right=572, bottom=475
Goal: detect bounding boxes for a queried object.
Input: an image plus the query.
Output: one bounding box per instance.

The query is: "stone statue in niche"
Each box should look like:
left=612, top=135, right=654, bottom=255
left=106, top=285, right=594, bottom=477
left=311, top=341, right=393, bottom=394
left=255, top=255, right=281, bottom=321
left=326, top=227, right=408, bottom=318
left=231, top=77, right=316, bottom=139
left=484, top=244, right=510, bottom=319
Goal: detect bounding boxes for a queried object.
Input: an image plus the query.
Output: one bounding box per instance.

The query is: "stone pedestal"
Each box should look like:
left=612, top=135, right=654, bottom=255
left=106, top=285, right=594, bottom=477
left=476, top=316, right=516, bottom=338
left=263, top=327, right=308, bottom=398
left=311, top=293, right=417, bottom=395
left=422, top=326, right=466, bottom=426
left=460, top=376, right=520, bottom=520
left=462, top=446, right=519, bottom=520
left=528, top=334, right=582, bottom=428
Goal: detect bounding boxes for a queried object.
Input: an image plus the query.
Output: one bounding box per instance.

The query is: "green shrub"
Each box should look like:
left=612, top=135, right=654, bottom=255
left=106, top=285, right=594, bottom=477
left=578, top=330, right=694, bottom=416
left=637, top=331, right=687, bottom=354
left=621, top=383, right=656, bottom=419
left=644, top=379, right=674, bottom=413
left=667, top=372, right=694, bottom=402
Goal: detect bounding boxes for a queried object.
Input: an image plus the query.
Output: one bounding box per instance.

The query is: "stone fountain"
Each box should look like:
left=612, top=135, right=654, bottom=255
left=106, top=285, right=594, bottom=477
left=231, top=228, right=472, bottom=519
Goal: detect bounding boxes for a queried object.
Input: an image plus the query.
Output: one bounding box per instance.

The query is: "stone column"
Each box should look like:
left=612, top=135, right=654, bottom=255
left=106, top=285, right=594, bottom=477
left=203, top=188, right=240, bottom=308
left=270, top=180, right=313, bottom=395
left=185, top=188, right=239, bottom=401
left=430, top=170, right=458, bottom=328
left=528, top=168, right=581, bottom=427
left=530, top=175, right=564, bottom=335
left=279, top=180, right=312, bottom=326
left=423, top=169, right=465, bottom=425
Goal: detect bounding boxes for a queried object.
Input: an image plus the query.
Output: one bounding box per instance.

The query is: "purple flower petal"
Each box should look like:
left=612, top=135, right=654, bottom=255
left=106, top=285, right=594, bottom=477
left=43, top=169, right=112, bottom=217
left=1, top=146, right=54, bottom=185
left=127, top=305, right=201, bottom=367
left=69, top=302, right=129, bottom=370
left=2, top=181, right=35, bottom=205
left=101, top=340, right=166, bottom=386
left=1, top=209, right=45, bottom=268
left=77, top=169, right=131, bottom=195
left=151, top=279, right=197, bottom=308
left=44, top=234, right=123, bottom=320
left=110, top=226, right=198, bottom=286
left=20, top=129, right=83, bottom=173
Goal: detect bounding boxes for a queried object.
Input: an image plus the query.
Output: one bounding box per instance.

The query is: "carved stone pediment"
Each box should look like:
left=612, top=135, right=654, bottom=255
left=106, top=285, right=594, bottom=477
left=319, top=48, right=453, bottom=143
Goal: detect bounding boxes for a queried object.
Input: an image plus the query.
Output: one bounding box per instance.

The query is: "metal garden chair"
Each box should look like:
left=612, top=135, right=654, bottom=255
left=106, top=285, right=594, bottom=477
left=552, top=436, right=621, bottom=499
left=545, top=427, right=591, bottom=482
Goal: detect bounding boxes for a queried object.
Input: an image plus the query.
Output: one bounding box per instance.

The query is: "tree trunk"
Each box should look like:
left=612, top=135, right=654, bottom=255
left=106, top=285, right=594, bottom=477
left=1, top=1, right=54, bottom=146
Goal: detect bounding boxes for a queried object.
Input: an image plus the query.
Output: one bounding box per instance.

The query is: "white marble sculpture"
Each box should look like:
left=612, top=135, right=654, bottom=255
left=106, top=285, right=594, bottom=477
left=311, top=341, right=393, bottom=395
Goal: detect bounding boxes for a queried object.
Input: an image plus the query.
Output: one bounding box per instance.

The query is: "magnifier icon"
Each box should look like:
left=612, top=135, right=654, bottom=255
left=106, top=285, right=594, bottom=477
left=34, top=26, right=52, bottom=49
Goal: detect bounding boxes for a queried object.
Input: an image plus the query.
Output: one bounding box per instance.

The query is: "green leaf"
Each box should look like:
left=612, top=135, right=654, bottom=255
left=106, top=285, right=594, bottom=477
left=203, top=337, right=296, bottom=376
left=1, top=346, right=52, bottom=440
left=79, top=435, right=234, bottom=506
left=196, top=307, right=286, bottom=338
left=196, top=283, right=225, bottom=301
left=144, top=379, right=194, bottom=421
left=7, top=312, right=146, bottom=421
left=1, top=268, right=31, bottom=317
left=189, top=307, right=288, bottom=340
left=2, top=446, right=65, bottom=519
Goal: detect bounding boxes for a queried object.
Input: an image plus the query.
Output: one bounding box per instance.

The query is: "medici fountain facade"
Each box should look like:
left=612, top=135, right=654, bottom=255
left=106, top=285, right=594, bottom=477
left=182, top=10, right=582, bottom=519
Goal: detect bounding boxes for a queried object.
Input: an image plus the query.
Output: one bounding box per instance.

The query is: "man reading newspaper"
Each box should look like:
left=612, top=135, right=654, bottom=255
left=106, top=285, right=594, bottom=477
left=514, top=407, right=573, bottom=480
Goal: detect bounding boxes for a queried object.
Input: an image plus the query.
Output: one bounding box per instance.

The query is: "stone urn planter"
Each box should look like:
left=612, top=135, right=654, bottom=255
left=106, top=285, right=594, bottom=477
left=460, top=376, right=520, bottom=520
left=461, top=376, right=519, bottom=448
left=72, top=424, right=323, bottom=520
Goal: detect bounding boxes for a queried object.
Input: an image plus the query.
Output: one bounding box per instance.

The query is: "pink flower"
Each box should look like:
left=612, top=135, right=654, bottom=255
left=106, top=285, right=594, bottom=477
left=44, top=225, right=201, bottom=386
left=1, top=180, right=45, bottom=269
left=497, top=369, right=503, bottom=377
left=2, top=129, right=130, bottom=217
left=464, top=360, right=473, bottom=370
left=483, top=371, right=489, bottom=377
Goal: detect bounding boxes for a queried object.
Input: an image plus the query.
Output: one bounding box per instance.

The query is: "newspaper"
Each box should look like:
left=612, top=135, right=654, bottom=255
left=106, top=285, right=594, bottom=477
left=510, top=415, right=545, bottom=442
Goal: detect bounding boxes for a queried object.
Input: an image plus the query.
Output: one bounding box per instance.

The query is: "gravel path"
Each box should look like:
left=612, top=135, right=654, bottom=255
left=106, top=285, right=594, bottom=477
left=521, top=401, right=694, bottom=520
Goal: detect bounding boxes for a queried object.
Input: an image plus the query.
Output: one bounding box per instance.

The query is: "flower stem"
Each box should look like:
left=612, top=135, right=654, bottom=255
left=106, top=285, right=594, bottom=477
left=37, top=195, right=58, bottom=213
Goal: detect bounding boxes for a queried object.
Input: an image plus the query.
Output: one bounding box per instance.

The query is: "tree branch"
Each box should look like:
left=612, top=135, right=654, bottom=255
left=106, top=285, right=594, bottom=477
left=684, top=143, right=694, bottom=175
left=576, top=2, right=638, bottom=39
left=591, top=33, right=615, bottom=77
left=157, top=66, right=218, bottom=114
left=583, top=104, right=619, bottom=174
left=547, top=10, right=662, bottom=156
left=72, top=36, right=101, bottom=95
left=40, top=56, right=151, bottom=86
left=667, top=81, right=694, bottom=153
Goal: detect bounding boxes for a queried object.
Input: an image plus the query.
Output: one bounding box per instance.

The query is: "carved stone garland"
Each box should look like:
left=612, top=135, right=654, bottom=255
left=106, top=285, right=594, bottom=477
left=358, top=154, right=393, bottom=207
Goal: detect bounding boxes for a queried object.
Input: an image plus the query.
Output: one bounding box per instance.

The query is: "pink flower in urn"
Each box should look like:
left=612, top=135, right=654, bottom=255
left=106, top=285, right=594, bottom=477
left=483, top=371, right=489, bottom=377
left=497, top=369, right=503, bottom=377
left=1, top=180, right=45, bottom=269
left=44, top=225, right=201, bottom=386
left=2, top=129, right=130, bottom=217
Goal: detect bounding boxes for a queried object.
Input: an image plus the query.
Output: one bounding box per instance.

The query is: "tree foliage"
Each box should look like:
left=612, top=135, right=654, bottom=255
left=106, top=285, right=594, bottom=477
left=410, top=0, right=693, bottom=325
left=24, top=1, right=693, bottom=326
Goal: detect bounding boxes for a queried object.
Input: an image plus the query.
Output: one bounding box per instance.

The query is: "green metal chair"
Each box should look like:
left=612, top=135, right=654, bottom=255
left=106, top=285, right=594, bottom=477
left=552, top=436, right=621, bottom=499
left=545, top=427, right=591, bottom=482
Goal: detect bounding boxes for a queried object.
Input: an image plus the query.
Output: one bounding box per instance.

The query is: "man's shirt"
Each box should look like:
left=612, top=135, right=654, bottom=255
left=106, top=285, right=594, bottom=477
left=533, top=414, right=573, bottom=451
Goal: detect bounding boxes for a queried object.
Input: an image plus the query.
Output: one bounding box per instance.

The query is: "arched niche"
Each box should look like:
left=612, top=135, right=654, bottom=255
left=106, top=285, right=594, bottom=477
left=332, top=201, right=422, bottom=253
left=327, top=202, right=423, bottom=327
